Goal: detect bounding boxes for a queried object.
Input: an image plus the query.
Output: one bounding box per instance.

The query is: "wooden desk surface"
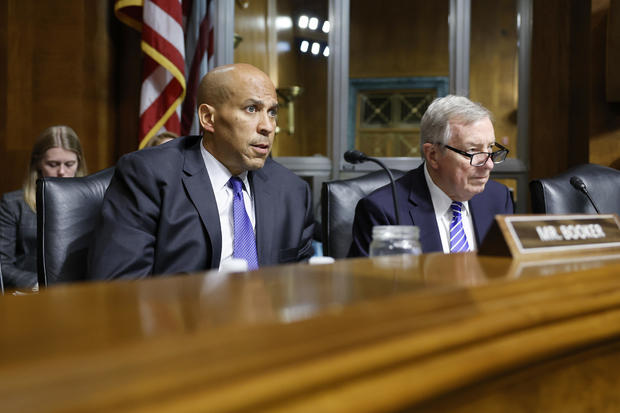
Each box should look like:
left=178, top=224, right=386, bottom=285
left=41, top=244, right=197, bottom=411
left=2, top=252, right=620, bottom=412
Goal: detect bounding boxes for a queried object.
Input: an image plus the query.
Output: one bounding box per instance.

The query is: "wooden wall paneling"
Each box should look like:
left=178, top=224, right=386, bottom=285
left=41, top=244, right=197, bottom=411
left=0, top=2, right=6, bottom=193
left=5, top=1, right=34, bottom=154
left=296, top=55, right=328, bottom=156
left=591, top=0, right=620, bottom=168
left=529, top=0, right=591, bottom=182
left=530, top=1, right=568, bottom=181
left=273, top=0, right=298, bottom=156
left=234, top=0, right=329, bottom=157
left=0, top=1, right=118, bottom=197
left=83, top=1, right=114, bottom=171
left=606, top=0, right=620, bottom=101
left=349, top=0, right=449, bottom=79
left=110, top=10, right=141, bottom=160
left=567, top=0, right=592, bottom=168
left=1, top=1, right=34, bottom=196
left=470, top=0, right=518, bottom=158
left=276, top=0, right=328, bottom=157
left=234, top=0, right=270, bottom=73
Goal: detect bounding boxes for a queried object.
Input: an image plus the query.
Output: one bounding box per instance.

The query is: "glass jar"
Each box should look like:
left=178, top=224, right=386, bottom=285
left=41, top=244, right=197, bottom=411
left=369, top=225, right=422, bottom=257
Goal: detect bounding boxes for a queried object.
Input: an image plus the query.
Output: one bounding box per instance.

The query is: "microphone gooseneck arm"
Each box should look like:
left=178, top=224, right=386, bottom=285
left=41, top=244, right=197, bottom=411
left=570, top=176, right=601, bottom=214
left=344, top=150, right=401, bottom=225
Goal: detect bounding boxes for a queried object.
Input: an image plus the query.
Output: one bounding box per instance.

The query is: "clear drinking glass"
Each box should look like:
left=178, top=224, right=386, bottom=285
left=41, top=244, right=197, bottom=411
left=369, top=225, right=422, bottom=257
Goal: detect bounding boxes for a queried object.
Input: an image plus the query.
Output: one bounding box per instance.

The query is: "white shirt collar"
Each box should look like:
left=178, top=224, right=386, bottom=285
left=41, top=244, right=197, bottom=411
left=199, top=138, right=250, bottom=193
left=423, top=162, right=470, bottom=218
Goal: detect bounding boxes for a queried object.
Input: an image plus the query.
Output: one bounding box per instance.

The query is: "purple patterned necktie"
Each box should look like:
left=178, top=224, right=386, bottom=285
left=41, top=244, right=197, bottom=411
left=449, top=201, right=470, bottom=253
left=228, top=177, right=259, bottom=270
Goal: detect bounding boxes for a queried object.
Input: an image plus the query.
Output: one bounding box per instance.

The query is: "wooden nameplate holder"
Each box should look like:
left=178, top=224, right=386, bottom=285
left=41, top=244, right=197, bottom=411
left=479, top=214, right=620, bottom=260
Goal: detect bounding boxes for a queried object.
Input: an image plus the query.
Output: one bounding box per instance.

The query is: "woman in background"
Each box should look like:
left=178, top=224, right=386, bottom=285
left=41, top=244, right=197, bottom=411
left=0, top=125, right=87, bottom=290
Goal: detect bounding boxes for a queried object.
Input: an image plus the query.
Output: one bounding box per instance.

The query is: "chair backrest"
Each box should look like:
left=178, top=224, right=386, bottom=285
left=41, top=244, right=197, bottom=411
left=37, top=167, right=114, bottom=287
left=321, top=169, right=405, bottom=259
left=529, top=163, right=620, bottom=215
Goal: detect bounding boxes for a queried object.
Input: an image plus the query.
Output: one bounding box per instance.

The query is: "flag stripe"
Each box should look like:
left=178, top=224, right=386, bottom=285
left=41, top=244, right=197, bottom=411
left=181, top=7, right=210, bottom=132
left=181, top=0, right=214, bottom=135
left=140, top=79, right=184, bottom=142
left=143, top=2, right=184, bottom=53
left=141, top=55, right=160, bottom=85
left=141, top=81, right=184, bottom=130
left=114, top=0, right=144, bottom=31
left=140, top=65, right=173, bottom=115
left=149, top=0, right=183, bottom=26
left=141, top=25, right=185, bottom=74
left=138, top=0, right=186, bottom=148
left=115, top=0, right=212, bottom=147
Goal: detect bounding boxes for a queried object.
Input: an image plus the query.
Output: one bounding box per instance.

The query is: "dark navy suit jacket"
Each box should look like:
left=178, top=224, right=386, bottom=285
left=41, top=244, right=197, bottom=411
left=88, top=136, right=314, bottom=280
left=348, top=164, right=514, bottom=256
left=0, top=190, right=37, bottom=288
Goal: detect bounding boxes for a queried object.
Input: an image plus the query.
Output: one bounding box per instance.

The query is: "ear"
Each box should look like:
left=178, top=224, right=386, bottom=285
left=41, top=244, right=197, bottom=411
left=423, top=142, right=440, bottom=169
left=198, top=104, right=216, bottom=133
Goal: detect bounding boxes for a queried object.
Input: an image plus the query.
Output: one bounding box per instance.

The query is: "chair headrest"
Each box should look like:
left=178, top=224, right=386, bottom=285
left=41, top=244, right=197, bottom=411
left=530, top=163, right=620, bottom=215
left=37, top=167, right=115, bottom=286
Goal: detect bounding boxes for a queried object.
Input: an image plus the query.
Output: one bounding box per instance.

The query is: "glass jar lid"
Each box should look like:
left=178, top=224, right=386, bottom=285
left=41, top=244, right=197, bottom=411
left=372, top=225, right=420, bottom=240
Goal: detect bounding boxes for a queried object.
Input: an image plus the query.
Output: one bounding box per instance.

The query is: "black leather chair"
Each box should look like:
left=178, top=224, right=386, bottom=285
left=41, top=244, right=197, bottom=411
left=36, top=167, right=114, bottom=287
left=321, top=169, right=405, bottom=259
left=529, top=163, right=620, bottom=215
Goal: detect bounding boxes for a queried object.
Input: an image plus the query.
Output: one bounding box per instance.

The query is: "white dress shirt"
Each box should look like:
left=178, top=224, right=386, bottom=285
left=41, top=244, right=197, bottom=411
left=423, top=163, right=477, bottom=253
left=200, top=140, right=256, bottom=269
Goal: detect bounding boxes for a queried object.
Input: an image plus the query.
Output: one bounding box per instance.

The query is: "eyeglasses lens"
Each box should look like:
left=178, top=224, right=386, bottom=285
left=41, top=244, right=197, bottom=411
left=471, top=150, right=507, bottom=166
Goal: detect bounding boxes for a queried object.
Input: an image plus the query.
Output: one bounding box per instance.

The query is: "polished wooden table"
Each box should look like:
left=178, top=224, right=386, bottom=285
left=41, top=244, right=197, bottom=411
left=2, top=252, right=620, bottom=412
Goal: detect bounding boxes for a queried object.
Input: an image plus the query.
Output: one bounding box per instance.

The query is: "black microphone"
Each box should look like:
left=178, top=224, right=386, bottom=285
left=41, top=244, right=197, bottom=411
left=344, top=149, right=369, bottom=164
left=570, top=176, right=601, bottom=214
left=344, top=150, right=401, bottom=225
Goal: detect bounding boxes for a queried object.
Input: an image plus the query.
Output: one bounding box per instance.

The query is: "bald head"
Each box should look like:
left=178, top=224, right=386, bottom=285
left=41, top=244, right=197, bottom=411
left=197, top=63, right=278, bottom=176
left=197, top=63, right=274, bottom=109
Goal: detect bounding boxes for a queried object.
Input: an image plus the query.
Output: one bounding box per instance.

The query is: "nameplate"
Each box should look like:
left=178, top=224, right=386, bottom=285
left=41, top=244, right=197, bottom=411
left=479, top=214, right=620, bottom=259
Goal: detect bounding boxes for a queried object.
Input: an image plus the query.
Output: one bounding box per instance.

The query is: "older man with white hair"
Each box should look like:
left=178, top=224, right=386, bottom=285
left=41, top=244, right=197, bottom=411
left=349, top=95, right=514, bottom=256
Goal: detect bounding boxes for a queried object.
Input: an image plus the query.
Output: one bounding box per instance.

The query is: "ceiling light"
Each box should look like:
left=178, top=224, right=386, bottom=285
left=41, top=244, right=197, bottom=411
left=298, top=15, right=309, bottom=29
left=311, top=42, right=320, bottom=55
left=276, top=16, right=292, bottom=30
left=308, top=17, right=319, bottom=30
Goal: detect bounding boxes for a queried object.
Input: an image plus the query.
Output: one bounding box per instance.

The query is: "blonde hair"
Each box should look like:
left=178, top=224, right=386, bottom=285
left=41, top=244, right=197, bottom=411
left=143, top=131, right=179, bottom=148
left=23, top=125, right=87, bottom=211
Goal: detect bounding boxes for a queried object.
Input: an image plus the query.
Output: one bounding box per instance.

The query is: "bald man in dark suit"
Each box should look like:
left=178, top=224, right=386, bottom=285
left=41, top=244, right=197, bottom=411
left=89, top=64, right=314, bottom=279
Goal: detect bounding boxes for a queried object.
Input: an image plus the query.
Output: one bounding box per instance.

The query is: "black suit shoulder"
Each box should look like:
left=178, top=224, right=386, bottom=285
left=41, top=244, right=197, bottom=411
left=361, top=168, right=420, bottom=204
left=258, top=157, right=309, bottom=188
left=116, top=135, right=196, bottom=174
left=1, top=189, right=28, bottom=208
left=0, top=189, right=37, bottom=288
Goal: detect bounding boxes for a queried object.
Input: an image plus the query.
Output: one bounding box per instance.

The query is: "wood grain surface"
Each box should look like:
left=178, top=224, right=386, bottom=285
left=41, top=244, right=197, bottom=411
left=1, top=253, right=620, bottom=412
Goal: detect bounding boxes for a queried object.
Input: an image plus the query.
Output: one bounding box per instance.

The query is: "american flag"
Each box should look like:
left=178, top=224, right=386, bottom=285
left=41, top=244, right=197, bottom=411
left=114, top=0, right=214, bottom=148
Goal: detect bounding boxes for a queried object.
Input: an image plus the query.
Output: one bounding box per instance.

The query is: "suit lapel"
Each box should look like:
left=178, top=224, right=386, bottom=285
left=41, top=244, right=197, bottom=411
left=468, top=195, right=486, bottom=245
left=250, top=164, right=275, bottom=266
left=406, top=165, right=443, bottom=252
left=181, top=138, right=222, bottom=268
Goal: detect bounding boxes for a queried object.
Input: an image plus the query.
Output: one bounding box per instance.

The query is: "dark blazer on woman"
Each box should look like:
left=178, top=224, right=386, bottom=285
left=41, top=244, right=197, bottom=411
left=0, top=190, right=38, bottom=288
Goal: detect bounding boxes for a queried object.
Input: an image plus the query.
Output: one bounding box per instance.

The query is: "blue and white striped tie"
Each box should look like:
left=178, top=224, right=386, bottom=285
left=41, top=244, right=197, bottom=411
left=228, top=177, right=259, bottom=270
left=449, top=201, right=470, bottom=253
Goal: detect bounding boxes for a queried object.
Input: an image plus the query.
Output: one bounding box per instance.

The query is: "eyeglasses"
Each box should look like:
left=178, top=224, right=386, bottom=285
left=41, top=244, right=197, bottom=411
left=442, top=142, right=509, bottom=167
